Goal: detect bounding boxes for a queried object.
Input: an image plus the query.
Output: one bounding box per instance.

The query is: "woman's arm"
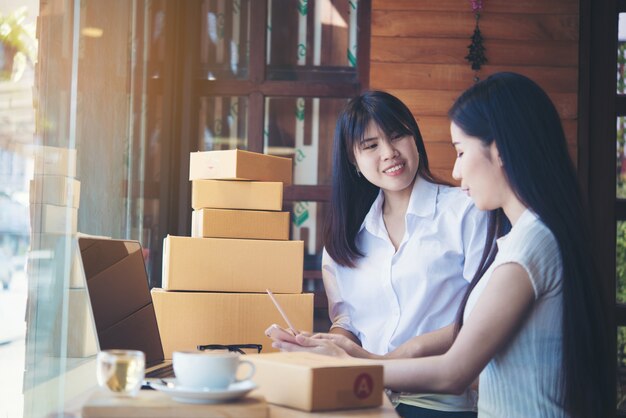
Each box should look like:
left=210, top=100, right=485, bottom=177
left=382, top=262, right=534, bottom=393
left=383, top=323, right=455, bottom=359
left=308, top=325, right=454, bottom=360
left=328, top=326, right=361, bottom=344
left=321, top=253, right=361, bottom=341
left=282, top=262, right=535, bottom=395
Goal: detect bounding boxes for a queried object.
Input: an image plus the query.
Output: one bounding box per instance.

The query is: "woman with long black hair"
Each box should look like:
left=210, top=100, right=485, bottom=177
left=274, top=73, right=611, bottom=418
left=285, top=91, right=490, bottom=417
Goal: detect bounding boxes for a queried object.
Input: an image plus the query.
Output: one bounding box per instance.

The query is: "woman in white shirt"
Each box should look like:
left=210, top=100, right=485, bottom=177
left=320, top=90, right=489, bottom=417
left=273, top=74, right=611, bottom=418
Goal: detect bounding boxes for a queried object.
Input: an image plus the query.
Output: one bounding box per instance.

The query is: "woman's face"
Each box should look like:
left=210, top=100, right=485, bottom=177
left=353, top=120, right=419, bottom=194
left=450, top=122, right=508, bottom=211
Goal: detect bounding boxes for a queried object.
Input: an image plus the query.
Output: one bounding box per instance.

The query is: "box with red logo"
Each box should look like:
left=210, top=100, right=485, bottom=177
left=246, top=352, right=383, bottom=412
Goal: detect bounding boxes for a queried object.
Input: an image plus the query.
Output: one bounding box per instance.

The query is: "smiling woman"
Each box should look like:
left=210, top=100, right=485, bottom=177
left=297, top=90, right=491, bottom=417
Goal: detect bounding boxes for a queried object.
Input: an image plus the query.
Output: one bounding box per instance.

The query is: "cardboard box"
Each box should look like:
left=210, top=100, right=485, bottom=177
left=192, top=208, right=290, bottom=240
left=162, top=236, right=303, bottom=293
left=247, top=352, right=384, bottom=412
left=30, top=204, right=78, bottom=234
left=189, top=149, right=292, bottom=184
left=151, top=290, right=313, bottom=358
left=33, top=145, right=77, bottom=177
left=30, top=175, right=81, bottom=208
left=52, top=288, right=98, bottom=357
left=192, top=180, right=283, bottom=211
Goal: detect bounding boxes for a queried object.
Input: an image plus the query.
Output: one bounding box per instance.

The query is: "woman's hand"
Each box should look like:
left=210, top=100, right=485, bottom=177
left=265, top=324, right=306, bottom=344
left=272, top=333, right=350, bottom=357
left=309, top=333, right=379, bottom=359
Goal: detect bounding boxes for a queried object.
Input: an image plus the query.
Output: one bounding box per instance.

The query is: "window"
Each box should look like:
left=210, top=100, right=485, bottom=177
left=13, top=2, right=371, bottom=415
left=582, top=0, right=620, bottom=413
left=161, top=0, right=371, bottom=328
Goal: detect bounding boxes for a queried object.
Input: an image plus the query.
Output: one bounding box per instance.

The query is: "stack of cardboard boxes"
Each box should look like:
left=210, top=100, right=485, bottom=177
left=28, top=145, right=97, bottom=357
left=151, top=149, right=314, bottom=359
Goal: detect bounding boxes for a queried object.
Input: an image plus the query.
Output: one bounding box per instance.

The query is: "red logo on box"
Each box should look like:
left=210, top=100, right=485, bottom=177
left=353, top=373, right=374, bottom=399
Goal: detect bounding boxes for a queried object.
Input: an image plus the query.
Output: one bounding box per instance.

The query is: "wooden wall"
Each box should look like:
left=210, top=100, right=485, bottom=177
left=369, top=0, right=579, bottom=182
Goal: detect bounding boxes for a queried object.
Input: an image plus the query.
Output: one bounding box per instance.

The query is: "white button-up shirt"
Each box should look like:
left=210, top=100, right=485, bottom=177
left=323, top=176, right=489, bottom=355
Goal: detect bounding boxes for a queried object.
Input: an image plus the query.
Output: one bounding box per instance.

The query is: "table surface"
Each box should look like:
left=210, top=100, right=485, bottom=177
left=269, top=397, right=399, bottom=417
left=74, top=387, right=399, bottom=418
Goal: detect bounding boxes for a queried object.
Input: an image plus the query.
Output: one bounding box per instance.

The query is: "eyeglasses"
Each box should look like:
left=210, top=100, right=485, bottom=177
left=196, top=344, right=263, bottom=355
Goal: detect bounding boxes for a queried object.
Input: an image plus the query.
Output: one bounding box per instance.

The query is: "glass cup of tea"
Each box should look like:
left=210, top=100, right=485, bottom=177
left=96, top=350, right=145, bottom=397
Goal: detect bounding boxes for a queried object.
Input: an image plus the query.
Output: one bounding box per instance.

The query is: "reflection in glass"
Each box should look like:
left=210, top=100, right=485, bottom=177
left=619, top=117, right=626, bottom=198
left=618, top=222, right=626, bottom=303
left=198, top=96, right=248, bottom=151
left=619, top=326, right=626, bottom=410
left=200, top=0, right=251, bottom=80
left=618, top=13, right=626, bottom=94
left=266, top=0, right=357, bottom=81
left=21, top=0, right=167, bottom=416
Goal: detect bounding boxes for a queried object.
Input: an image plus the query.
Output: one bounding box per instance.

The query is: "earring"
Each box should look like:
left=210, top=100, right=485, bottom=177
left=355, top=167, right=362, bottom=178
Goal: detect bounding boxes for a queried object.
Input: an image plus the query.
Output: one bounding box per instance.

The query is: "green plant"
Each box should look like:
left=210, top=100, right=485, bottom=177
left=0, top=7, right=36, bottom=81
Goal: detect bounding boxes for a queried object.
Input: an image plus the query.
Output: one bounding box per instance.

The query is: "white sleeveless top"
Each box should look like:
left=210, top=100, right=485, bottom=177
left=464, top=210, right=566, bottom=417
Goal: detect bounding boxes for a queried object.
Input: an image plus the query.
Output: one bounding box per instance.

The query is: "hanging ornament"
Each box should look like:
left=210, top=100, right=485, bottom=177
left=465, top=0, right=487, bottom=82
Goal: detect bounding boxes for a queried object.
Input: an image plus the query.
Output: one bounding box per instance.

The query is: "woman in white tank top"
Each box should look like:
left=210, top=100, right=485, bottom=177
left=271, top=73, right=611, bottom=418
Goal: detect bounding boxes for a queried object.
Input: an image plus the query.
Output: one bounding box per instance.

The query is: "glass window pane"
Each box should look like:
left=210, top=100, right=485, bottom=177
left=198, top=96, right=248, bottom=151
left=619, top=326, right=626, bottom=410
left=16, top=0, right=168, bottom=415
left=618, top=14, right=626, bottom=94
left=0, top=6, right=34, bottom=413
left=267, top=0, right=357, bottom=81
left=199, top=0, right=251, bottom=80
left=264, top=96, right=347, bottom=185
left=618, top=221, right=626, bottom=303
left=618, top=117, right=626, bottom=198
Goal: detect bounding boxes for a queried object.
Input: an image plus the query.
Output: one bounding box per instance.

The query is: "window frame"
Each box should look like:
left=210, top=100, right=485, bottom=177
left=152, top=0, right=372, bottom=287
left=580, top=0, right=619, bottom=413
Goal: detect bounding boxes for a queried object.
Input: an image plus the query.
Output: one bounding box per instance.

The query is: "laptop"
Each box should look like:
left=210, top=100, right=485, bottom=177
left=78, top=236, right=174, bottom=378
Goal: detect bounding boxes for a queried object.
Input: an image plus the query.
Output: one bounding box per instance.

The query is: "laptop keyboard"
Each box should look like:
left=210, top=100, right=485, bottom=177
left=146, top=363, right=174, bottom=378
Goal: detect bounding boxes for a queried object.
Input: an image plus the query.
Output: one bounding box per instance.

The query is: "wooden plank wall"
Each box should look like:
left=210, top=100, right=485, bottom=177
left=369, top=0, right=579, bottom=183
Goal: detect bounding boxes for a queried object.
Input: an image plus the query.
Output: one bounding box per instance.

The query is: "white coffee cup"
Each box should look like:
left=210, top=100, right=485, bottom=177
left=173, top=351, right=255, bottom=389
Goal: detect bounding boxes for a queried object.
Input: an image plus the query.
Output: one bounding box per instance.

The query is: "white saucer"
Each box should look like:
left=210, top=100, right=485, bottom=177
left=148, top=379, right=257, bottom=404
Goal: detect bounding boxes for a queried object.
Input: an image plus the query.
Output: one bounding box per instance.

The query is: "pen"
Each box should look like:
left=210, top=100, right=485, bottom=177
left=266, top=288, right=299, bottom=335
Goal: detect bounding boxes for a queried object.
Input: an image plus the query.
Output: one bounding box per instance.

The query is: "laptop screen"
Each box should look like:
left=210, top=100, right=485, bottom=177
left=78, top=237, right=165, bottom=367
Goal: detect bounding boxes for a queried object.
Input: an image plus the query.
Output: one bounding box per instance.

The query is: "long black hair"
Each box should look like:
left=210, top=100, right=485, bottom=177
left=323, top=90, right=445, bottom=267
left=449, top=72, right=610, bottom=417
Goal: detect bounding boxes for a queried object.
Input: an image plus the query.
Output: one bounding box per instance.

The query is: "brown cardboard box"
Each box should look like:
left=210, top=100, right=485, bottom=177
left=30, top=203, right=78, bottom=234
left=33, top=145, right=77, bottom=177
left=30, top=175, right=81, bottom=208
left=151, top=290, right=313, bottom=358
left=189, top=149, right=292, bottom=184
left=192, top=180, right=283, bottom=211
left=191, top=208, right=290, bottom=240
left=247, top=352, right=384, bottom=412
left=162, top=235, right=303, bottom=293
